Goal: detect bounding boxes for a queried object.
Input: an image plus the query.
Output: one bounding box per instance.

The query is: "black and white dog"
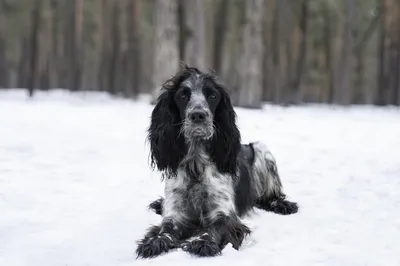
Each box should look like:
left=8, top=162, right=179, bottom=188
left=136, top=65, right=298, bottom=259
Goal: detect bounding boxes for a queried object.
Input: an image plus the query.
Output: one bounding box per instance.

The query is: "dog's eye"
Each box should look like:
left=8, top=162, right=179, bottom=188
left=208, top=93, right=216, bottom=100
left=178, top=93, right=187, bottom=99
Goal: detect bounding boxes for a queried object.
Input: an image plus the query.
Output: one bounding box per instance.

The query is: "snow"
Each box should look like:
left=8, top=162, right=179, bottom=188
left=1, top=89, right=400, bottom=266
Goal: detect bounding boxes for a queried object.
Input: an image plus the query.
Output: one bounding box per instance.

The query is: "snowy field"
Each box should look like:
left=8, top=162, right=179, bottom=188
left=1, top=89, right=400, bottom=266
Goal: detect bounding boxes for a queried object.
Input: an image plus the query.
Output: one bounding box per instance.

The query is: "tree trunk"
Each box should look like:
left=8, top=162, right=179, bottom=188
left=322, top=1, right=334, bottom=103
left=68, top=0, right=83, bottom=91
left=272, top=0, right=282, bottom=103
left=377, top=0, right=386, bottom=105
left=48, top=0, right=61, bottom=89
left=0, top=1, right=8, bottom=88
left=291, top=0, right=309, bottom=104
left=377, top=0, right=400, bottom=105
left=334, top=0, right=355, bottom=105
left=99, top=0, right=111, bottom=91
left=182, top=0, right=206, bottom=69
left=109, top=0, right=121, bottom=94
left=237, top=0, right=264, bottom=108
left=213, top=0, right=229, bottom=74
left=152, top=0, right=179, bottom=100
left=125, top=0, right=141, bottom=97
left=354, top=10, right=380, bottom=104
left=27, top=0, right=43, bottom=96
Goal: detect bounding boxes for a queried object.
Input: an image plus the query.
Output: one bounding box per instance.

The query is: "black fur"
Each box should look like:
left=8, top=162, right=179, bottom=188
left=182, top=234, right=222, bottom=257
left=147, top=71, right=191, bottom=179
left=233, top=144, right=258, bottom=217
left=255, top=196, right=299, bottom=215
left=207, top=85, right=241, bottom=176
left=135, top=225, right=176, bottom=258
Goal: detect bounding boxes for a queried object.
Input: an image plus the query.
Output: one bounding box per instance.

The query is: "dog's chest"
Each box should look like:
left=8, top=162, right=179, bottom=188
left=180, top=165, right=233, bottom=217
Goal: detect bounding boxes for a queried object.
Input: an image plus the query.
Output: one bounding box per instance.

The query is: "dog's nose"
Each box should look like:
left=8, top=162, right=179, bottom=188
left=189, top=111, right=207, bottom=123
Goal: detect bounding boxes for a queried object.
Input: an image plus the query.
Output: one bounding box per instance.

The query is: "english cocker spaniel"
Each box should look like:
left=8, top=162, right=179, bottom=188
left=136, top=65, right=298, bottom=259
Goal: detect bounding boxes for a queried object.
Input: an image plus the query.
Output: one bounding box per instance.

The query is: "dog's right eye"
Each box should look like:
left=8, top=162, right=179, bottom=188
left=178, top=93, right=187, bottom=99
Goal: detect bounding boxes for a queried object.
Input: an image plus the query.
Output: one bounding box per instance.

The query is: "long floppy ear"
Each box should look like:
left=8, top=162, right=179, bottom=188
left=147, top=89, right=186, bottom=179
left=209, top=84, right=241, bottom=176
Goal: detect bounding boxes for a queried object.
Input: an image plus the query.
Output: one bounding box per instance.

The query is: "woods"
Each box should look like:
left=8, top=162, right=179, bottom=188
left=0, top=0, right=399, bottom=107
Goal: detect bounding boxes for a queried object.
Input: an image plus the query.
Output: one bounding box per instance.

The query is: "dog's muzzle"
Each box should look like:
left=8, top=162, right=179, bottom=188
left=185, top=111, right=214, bottom=140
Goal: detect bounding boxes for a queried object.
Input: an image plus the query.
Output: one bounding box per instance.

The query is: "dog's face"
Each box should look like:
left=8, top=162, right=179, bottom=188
left=174, top=73, right=221, bottom=141
left=148, top=66, right=241, bottom=177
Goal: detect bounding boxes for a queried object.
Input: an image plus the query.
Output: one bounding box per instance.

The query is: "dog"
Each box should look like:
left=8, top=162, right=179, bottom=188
left=136, top=65, right=298, bottom=259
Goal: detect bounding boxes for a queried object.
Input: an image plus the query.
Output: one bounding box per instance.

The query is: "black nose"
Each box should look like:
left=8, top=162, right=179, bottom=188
left=189, top=111, right=207, bottom=123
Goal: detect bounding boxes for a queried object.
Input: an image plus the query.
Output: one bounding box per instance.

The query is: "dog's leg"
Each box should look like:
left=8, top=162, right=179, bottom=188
left=255, top=194, right=299, bottom=215
left=148, top=197, right=163, bottom=215
left=251, top=141, right=299, bottom=215
left=182, top=213, right=251, bottom=257
left=137, top=175, right=194, bottom=259
left=136, top=218, right=190, bottom=259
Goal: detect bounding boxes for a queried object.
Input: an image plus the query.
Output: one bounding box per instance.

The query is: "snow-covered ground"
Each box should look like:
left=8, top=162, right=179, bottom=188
left=1, top=89, right=400, bottom=266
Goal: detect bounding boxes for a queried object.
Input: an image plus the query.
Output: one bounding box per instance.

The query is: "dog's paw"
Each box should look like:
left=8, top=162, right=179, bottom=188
left=136, top=233, right=176, bottom=259
left=182, top=236, right=221, bottom=257
left=227, top=223, right=251, bottom=250
left=270, top=200, right=299, bottom=215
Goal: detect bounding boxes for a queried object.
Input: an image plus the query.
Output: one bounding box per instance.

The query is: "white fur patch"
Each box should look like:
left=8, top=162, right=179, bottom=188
left=163, top=173, right=189, bottom=224
left=162, top=145, right=236, bottom=226
left=203, top=165, right=236, bottom=220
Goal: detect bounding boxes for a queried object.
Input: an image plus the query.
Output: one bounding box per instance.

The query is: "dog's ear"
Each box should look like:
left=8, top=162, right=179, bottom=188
left=209, top=84, right=241, bottom=176
left=147, top=89, right=186, bottom=178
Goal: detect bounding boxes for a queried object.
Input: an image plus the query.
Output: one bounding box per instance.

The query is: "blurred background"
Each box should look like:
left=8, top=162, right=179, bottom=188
left=0, top=0, right=399, bottom=108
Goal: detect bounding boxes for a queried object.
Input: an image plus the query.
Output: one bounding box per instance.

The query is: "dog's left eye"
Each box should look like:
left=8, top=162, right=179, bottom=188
left=208, top=93, right=216, bottom=99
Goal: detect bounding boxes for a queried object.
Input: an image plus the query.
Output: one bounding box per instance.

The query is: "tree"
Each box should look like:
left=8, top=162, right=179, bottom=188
left=182, top=0, right=206, bottom=70
left=237, top=0, right=264, bottom=108
left=183, top=0, right=204, bottom=68
left=27, top=0, right=43, bottom=96
left=291, top=0, right=309, bottom=104
left=378, top=0, right=400, bottom=105
left=152, top=0, right=179, bottom=101
left=213, top=0, right=229, bottom=74
left=125, top=0, right=142, bottom=97
left=334, top=0, right=356, bottom=105
left=0, top=0, right=8, bottom=88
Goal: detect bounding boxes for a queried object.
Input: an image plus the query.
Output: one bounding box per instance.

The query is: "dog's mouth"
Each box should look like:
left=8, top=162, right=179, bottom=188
left=192, top=127, right=207, bottom=136
left=185, top=125, right=214, bottom=140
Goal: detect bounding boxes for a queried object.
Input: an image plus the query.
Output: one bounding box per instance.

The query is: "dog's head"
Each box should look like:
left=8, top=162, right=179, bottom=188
left=147, top=65, right=241, bottom=177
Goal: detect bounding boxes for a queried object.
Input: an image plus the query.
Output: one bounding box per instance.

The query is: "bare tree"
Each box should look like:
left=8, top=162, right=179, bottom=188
left=291, top=0, right=309, bottom=104
left=322, top=1, right=334, bottom=103
left=213, top=0, right=229, bottom=74
left=272, top=0, right=283, bottom=103
left=378, top=0, right=400, bottom=105
left=125, top=0, right=142, bottom=97
left=108, top=0, right=122, bottom=94
left=0, top=0, right=8, bottom=88
left=27, top=0, right=43, bottom=96
left=354, top=6, right=380, bottom=104
left=334, top=0, right=355, bottom=105
left=182, top=0, right=206, bottom=69
left=237, top=0, right=264, bottom=108
left=152, top=0, right=179, bottom=100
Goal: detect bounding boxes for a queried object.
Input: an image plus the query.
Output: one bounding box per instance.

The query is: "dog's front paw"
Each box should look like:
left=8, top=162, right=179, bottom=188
left=182, top=236, right=221, bottom=257
left=136, top=233, right=176, bottom=259
left=270, top=200, right=299, bottom=215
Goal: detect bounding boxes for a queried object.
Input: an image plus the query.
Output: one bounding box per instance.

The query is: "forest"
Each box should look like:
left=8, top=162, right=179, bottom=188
left=0, top=0, right=399, bottom=107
